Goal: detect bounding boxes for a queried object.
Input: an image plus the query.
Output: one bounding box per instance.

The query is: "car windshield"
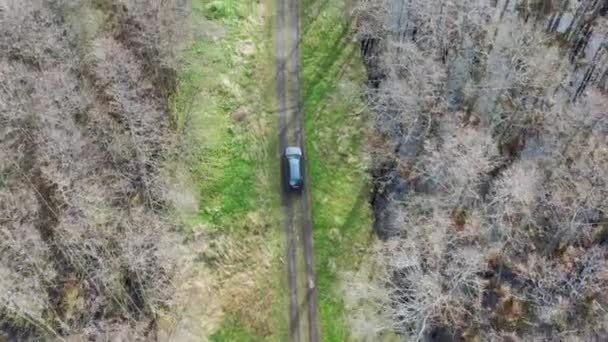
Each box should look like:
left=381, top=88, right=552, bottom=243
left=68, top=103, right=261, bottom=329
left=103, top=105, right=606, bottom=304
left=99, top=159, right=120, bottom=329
left=289, top=158, right=301, bottom=181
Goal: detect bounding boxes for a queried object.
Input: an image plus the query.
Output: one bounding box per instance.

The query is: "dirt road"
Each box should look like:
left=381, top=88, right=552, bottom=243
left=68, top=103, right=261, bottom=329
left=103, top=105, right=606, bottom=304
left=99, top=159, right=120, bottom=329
left=275, top=0, right=320, bottom=339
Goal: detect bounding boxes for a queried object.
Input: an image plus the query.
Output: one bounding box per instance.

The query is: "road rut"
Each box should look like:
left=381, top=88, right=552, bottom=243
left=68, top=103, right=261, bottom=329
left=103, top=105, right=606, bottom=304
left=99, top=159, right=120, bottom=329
left=276, top=0, right=320, bottom=339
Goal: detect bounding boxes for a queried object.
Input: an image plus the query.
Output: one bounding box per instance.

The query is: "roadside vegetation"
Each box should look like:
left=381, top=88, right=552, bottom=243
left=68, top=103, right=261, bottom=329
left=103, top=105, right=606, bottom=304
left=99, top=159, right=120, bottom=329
left=302, top=0, right=374, bottom=340
left=169, top=0, right=284, bottom=340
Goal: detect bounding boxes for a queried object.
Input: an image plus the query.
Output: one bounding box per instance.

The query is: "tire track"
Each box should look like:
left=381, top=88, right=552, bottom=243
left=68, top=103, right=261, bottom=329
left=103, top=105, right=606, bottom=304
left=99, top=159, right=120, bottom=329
left=288, top=0, right=320, bottom=338
left=276, top=0, right=300, bottom=339
left=278, top=0, right=319, bottom=339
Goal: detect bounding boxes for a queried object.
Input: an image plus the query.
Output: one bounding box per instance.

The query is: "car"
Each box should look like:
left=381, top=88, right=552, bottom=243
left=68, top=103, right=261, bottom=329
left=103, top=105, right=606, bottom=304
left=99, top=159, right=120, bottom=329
left=284, top=146, right=303, bottom=190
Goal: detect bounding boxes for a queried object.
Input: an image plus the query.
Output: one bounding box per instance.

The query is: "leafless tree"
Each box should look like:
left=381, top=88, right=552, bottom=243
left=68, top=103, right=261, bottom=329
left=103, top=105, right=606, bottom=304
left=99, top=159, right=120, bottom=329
left=353, top=0, right=608, bottom=339
left=0, top=0, right=192, bottom=340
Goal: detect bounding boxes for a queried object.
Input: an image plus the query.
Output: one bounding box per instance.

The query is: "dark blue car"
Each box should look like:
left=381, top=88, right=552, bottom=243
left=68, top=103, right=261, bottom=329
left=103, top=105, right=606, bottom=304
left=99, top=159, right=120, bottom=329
left=285, top=146, right=303, bottom=190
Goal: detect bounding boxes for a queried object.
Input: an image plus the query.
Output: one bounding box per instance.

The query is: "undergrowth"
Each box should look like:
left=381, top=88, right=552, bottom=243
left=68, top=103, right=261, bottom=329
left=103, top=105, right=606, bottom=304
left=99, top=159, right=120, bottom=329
left=302, top=1, right=373, bottom=341
left=171, top=0, right=283, bottom=339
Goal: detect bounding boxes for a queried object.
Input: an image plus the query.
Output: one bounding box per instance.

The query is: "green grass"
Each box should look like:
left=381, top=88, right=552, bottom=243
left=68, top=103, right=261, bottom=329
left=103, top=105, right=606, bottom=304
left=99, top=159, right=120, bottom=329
left=302, top=3, right=373, bottom=342
left=173, top=0, right=271, bottom=230
left=209, top=319, right=263, bottom=342
left=172, top=0, right=285, bottom=339
left=200, top=0, right=248, bottom=21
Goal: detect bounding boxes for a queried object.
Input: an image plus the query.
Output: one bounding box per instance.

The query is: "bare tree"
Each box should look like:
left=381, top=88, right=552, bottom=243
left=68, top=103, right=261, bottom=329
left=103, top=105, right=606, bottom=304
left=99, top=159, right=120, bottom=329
left=0, top=0, right=192, bottom=340
left=353, top=0, right=608, bottom=339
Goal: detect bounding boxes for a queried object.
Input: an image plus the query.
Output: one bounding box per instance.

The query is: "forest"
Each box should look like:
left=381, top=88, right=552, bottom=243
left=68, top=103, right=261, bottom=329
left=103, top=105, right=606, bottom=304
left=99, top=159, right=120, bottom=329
left=1, top=0, right=607, bottom=341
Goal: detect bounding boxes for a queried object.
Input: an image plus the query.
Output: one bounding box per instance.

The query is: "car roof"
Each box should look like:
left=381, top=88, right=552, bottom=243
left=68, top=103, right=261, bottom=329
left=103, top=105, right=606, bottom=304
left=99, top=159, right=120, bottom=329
left=285, top=146, right=302, bottom=156
left=288, top=158, right=301, bottom=180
